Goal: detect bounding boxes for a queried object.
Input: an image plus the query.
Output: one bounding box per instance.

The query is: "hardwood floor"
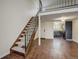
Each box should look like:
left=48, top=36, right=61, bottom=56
left=2, top=38, right=78, bottom=59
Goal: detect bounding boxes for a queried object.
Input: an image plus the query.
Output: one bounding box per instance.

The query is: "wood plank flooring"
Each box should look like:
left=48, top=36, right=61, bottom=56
left=1, top=38, right=78, bottom=59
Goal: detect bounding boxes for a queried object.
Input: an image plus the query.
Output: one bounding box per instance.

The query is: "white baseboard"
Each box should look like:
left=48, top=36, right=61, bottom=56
left=73, top=40, right=78, bottom=43
left=66, top=39, right=73, bottom=41
left=41, top=38, right=54, bottom=40
left=0, top=51, right=10, bottom=58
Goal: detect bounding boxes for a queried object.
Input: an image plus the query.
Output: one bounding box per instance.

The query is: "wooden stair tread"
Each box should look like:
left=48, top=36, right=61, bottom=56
left=12, top=46, right=25, bottom=54
left=24, top=27, right=28, bottom=30
left=16, top=39, right=21, bottom=42
left=21, top=45, right=26, bottom=48
left=20, top=35, right=24, bottom=37
left=23, top=30, right=27, bottom=32
left=19, top=37, right=24, bottom=39
left=21, top=34, right=25, bottom=36
left=15, top=41, right=24, bottom=45
left=22, top=31, right=26, bottom=33
left=27, top=23, right=30, bottom=25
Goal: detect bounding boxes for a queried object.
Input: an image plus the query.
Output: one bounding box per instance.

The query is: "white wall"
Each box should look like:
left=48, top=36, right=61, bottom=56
left=41, top=21, right=54, bottom=39
left=0, top=0, right=39, bottom=58
left=72, top=19, right=78, bottom=43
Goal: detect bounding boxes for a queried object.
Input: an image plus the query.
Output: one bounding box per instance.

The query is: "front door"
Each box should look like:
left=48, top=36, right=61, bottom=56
left=65, top=21, right=72, bottom=39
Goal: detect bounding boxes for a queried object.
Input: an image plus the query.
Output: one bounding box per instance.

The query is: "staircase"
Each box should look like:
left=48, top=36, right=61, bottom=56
left=10, top=17, right=38, bottom=56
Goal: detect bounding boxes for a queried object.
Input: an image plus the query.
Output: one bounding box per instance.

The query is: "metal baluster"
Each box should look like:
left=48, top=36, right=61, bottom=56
left=25, top=34, right=26, bottom=57
left=66, top=0, right=69, bottom=6
left=34, top=17, right=36, bottom=32
left=28, top=26, right=30, bottom=43
left=76, top=0, right=78, bottom=5
left=72, top=0, right=74, bottom=5
left=64, top=0, right=66, bottom=7
left=71, top=0, right=72, bottom=5
left=26, top=31, right=28, bottom=46
left=74, top=0, right=76, bottom=5
left=61, top=0, right=63, bottom=7
left=35, top=17, right=36, bottom=31
left=67, top=0, right=69, bottom=6
left=57, top=0, right=59, bottom=8
left=70, top=0, right=72, bottom=6
left=62, top=0, right=65, bottom=7
left=36, top=17, right=38, bottom=31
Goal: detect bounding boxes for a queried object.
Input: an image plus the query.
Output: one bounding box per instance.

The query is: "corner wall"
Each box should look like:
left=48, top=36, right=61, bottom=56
left=72, top=19, right=78, bottom=43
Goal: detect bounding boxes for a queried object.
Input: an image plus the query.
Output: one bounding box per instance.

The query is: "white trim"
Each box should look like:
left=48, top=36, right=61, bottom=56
left=73, top=40, right=78, bottom=43
left=38, top=15, right=41, bottom=46
left=39, top=8, right=78, bottom=16
left=66, top=39, right=73, bottom=41
left=0, top=51, right=10, bottom=58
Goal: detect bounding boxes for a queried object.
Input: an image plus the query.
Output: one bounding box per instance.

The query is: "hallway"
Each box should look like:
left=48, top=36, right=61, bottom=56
left=2, top=38, right=78, bottom=59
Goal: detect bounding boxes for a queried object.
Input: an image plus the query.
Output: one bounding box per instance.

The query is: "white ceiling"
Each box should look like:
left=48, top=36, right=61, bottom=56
left=41, top=11, right=78, bottom=22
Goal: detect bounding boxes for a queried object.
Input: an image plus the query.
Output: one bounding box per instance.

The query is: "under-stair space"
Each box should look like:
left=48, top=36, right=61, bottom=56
left=10, top=17, right=38, bottom=56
